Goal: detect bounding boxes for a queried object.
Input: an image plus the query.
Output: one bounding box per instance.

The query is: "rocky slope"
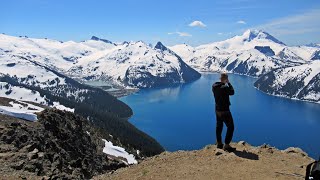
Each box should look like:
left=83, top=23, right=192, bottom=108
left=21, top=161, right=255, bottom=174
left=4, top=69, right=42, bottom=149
left=95, top=142, right=315, bottom=180
left=170, top=30, right=318, bottom=77
left=0, top=106, right=128, bottom=179
left=254, top=60, right=320, bottom=103
left=0, top=96, right=164, bottom=179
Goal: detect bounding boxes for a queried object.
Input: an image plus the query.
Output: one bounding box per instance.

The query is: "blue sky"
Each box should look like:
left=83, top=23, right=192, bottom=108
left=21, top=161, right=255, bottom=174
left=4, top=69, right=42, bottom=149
left=1, top=0, right=320, bottom=46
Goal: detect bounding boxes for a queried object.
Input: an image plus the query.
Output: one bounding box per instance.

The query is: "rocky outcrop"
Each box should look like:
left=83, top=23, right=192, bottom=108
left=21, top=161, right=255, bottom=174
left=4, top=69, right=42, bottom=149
left=254, top=46, right=275, bottom=56
left=0, top=108, right=128, bottom=179
left=91, top=36, right=114, bottom=44
left=311, top=50, right=320, bottom=60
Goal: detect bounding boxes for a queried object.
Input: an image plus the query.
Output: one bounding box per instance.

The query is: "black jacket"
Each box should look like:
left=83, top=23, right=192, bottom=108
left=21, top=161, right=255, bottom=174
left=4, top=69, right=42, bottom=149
left=212, top=82, right=235, bottom=111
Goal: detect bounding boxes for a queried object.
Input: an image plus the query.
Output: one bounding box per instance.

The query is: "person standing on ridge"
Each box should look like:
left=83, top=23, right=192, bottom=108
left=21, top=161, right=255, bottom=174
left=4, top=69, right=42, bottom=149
left=212, top=73, right=236, bottom=152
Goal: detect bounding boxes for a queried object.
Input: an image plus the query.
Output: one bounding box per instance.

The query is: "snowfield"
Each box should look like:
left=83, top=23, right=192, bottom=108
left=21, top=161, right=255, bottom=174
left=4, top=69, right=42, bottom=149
left=0, top=82, right=47, bottom=104
left=0, top=55, right=67, bottom=88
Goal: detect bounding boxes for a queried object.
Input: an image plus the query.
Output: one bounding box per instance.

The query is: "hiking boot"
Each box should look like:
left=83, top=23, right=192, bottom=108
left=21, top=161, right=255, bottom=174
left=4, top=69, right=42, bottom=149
left=223, top=144, right=236, bottom=152
left=216, top=143, right=223, bottom=149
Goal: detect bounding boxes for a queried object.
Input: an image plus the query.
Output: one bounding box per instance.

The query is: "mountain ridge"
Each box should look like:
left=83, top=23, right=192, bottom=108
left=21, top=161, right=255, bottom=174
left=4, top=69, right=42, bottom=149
left=170, top=29, right=319, bottom=78
left=0, top=34, right=201, bottom=89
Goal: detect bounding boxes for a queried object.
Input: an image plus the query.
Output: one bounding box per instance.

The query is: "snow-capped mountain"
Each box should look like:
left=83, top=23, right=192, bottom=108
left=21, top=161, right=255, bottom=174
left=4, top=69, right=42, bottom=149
left=0, top=33, right=98, bottom=72
left=0, top=48, right=132, bottom=116
left=254, top=60, right=320, bottom=103
left=1, top=31, right=319, bottom=103
left=68, top=41, right=200, bottom=88
left=0, top=34, right=200, bottom=88
left=170, top=30, right=319, bottom=77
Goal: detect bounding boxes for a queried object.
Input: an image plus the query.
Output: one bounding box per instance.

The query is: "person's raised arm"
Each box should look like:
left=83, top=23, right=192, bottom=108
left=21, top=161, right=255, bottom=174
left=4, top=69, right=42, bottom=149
left=227, top=82, right=235, bottom=96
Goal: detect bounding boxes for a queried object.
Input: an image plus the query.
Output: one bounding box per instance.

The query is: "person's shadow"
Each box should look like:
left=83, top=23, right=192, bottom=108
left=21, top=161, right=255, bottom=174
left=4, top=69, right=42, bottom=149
left=233, top=150, right=259, bottom=160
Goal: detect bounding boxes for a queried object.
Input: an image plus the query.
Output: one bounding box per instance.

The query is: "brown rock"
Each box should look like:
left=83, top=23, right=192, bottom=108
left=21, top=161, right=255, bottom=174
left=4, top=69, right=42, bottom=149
left=11, top=161, right=25, bottom=170
left=215, top=149, right=224, bottom=156
left=282, top=147, right=307, bottom=156
left=260, top=143, right=271, bottom=149
left=238, top=141, right=247, bottom=146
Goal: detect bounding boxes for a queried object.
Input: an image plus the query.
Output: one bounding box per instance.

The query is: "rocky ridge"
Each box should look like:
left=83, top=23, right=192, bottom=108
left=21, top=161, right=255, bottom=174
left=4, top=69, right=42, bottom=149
left=0, top=103, right=134, bottom=179
left=95, top=142, right=315, bottom=180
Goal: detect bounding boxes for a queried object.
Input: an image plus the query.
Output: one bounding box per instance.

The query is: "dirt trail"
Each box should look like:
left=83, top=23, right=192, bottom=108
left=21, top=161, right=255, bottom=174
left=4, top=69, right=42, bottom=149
left=95, top=142, right=314, bottom=180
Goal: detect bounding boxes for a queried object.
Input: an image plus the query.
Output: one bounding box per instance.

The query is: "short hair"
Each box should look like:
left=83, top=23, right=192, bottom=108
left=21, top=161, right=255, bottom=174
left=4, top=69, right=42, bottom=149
left=220, top=73, right=228, bottom=81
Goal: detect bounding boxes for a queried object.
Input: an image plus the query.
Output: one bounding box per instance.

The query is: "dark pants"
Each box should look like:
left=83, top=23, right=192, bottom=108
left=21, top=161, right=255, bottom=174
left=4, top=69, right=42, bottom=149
left=215, top=110, right=234, bottom=144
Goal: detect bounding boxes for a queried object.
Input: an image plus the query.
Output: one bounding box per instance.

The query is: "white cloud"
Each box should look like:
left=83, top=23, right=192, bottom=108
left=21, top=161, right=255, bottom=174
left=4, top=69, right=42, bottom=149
left=255, top=8, right=320, bottom=35
left=189, top=21, right=207, bottom=28
left=237, top=20, right=246, bottom=24
left=217, top=32, right=232, bottom=35
left=168, top=32, right=192, bottom=37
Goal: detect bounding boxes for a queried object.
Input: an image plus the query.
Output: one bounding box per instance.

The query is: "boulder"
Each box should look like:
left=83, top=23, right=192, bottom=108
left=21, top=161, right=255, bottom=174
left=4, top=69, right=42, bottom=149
left=259, top=144, right=271, bottom=149
left=238, top=141, right=247, bottom=146
left=215, top=149, right=224, bottom=156
left=282, top=147, right=307, bottom=157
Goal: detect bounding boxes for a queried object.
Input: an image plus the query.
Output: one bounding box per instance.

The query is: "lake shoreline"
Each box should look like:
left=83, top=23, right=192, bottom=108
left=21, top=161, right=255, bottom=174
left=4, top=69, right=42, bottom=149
left=82, top=72, right=320, bottom=106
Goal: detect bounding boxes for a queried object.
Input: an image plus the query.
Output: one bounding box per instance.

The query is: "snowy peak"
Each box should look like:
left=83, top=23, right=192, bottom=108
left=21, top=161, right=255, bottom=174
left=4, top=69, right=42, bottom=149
left=170, top=29, right=312, bottom=77
left=242, top=29, right=286, bottom=45
left=0, top=33, right=201, bottom=89
left=91, top=36, right=114, bottom=44
left=154, top=42, right=168, bottom=51
left=68, top=39, right=201, bottom=88
left=242, top=29, right=260, bottom=41
left=276, top=47, right=304, bottom=62
left=154, top=41, right=179, bottom=57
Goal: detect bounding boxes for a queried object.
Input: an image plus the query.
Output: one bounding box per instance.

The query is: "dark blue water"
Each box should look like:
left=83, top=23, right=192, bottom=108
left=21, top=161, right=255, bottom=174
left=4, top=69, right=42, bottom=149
left=120, top=73, right=320, bottom=159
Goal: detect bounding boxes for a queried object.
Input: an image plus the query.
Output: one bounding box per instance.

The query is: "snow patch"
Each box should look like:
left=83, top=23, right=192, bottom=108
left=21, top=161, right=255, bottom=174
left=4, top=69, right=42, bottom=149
left=0, top=101, right=44, bottom=121
left=52, top=102, right=74, bottom=112
left=102, top=139, right=137, bottom=165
